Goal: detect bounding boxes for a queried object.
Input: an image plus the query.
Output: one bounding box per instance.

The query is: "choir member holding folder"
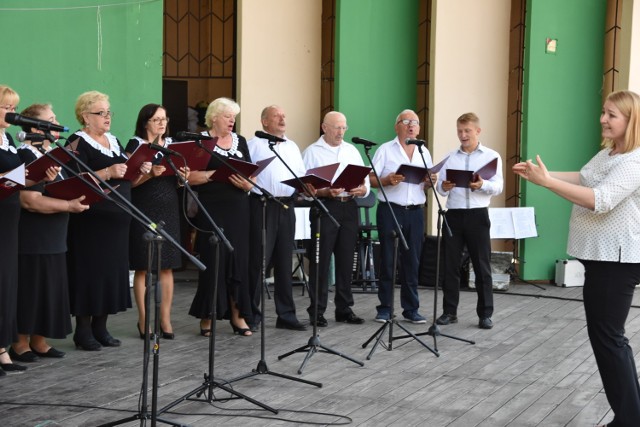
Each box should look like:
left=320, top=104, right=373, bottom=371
left=10, top=103, right=89, bottom=364
left=302, top=111, right=369, bottom=327
left=247, top=105, right=308, bottom=332
left=186, top=98, right=254, bottom=337
left=66, top=91, right=146, bottom=351
left=435, top=112, right=503, bottom=330
left=0, top=85, right=27, bottom=374
left=370, top=109, right=433, bottom=325
left=125, top=104, right=188, bottom=340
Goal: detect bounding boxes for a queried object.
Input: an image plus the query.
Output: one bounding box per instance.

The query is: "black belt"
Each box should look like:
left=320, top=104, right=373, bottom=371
left=323, top=196, right=355, bottom=203
left=386, top=202, right=424, bottom=210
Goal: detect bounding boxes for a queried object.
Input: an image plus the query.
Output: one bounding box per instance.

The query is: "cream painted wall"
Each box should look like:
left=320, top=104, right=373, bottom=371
left=621, top=0, right=640, bottom=92
left=236, top=0, right=322, bottom=147
left=428, top=0, right=511, bottom=231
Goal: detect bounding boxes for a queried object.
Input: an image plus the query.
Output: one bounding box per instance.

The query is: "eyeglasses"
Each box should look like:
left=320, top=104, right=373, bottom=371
left=329, top=126, right=348, bottom=131
left=149, top=117, right=169, bottom=124
left=398, top=119, right=419, bottom=126
left=88, top=111, right=114, bottom=118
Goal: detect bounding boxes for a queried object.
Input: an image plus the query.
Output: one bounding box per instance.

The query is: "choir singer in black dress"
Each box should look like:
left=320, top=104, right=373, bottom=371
left=188, top=97, right=254, bottom=337
left=10, top=103, right=89, bottom=363
left=126, top=104, right=188, bottom=340
left=66, top=90, right=149, bottom=351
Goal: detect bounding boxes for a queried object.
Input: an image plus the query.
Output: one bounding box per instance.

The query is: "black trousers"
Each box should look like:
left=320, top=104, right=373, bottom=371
left=442, top=207, right=493, bottom=318
left=248, top=195, right=299, bottom=324
left=307, top=199, right=358, bottom=317
left=582, top=259, right=640, bottom=427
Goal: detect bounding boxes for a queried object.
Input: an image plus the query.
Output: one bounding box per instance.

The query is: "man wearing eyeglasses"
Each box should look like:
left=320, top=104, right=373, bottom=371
left=302, top=111, right=369, bottom=327
left=370, top=109, right=433, bottom=324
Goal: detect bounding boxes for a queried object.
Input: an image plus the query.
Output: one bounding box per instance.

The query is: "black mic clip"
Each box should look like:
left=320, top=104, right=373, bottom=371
left=351, top=137, right=377, bottom=147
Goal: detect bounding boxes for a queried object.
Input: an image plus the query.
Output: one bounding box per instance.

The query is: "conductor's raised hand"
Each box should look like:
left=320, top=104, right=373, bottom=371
left=512, top=155, right=549, bottom=186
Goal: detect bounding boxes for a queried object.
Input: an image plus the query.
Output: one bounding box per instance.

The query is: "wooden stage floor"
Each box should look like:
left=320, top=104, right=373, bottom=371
left=1, top=267, right=636, bottom=426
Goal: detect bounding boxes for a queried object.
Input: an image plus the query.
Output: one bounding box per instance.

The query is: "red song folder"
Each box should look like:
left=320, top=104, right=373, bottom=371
left=280, top=163, right=340, bottom=192
left=158, top=139, right=217, bottom=176
left=25, top=148, right=74, bottom=183
left=123, top=143, right=160, bottom=181
left=395, top=156, right=450, bottom=185
left=446, top=158, right=498, bottom=188
left=0, top=163, right=25, bottom=200
left=330, top=164, right=371, bottom=190
left=44, top=172, right=113, bottom=205
left=208, top=156, right=276, bottom=183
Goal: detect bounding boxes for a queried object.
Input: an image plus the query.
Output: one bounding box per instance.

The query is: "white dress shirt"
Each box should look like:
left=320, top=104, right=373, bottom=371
left=436, top=142, right=503, bottom=209
left=302, top=136, right=370, bottom=197
left=371, top=137, right=433, bottom=206
left=568, top=147, right=640, bottom=263
left=247, top=135, right=306, bottom=197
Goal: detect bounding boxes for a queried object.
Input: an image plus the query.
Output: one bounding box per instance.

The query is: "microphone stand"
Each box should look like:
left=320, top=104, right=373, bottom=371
left=276, top=142, right=364, bottom=374
left=358, top=140, right=438, bottom=359
left=228, top=137, right=322, bottom=387
left=156, top=148, right=278, bottom=416
left=391, top=142, right=475, bottom=352
left=49, top=136, right=203, bottom=427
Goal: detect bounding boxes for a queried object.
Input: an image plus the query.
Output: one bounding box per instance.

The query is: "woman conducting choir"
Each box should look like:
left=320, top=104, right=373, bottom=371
left=66, top=90, right=149, bottom=351
left=126, top=103, right=188, bottom=340
left=513, top=90, right=640, bottom=427
left=9, top=103, right=89, bottom=363
left=188, top=97, right=254, bottom=337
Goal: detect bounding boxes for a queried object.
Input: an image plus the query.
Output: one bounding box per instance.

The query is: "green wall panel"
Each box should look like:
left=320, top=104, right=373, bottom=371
left=520, top=0, right=605, bottom=279
left=335, top=0, right=420, bottom=226
left=0, top=0, right=163, bottom=145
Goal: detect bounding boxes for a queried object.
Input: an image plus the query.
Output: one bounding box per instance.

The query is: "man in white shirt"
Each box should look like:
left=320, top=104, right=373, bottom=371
left=370, top=109, right=433, bottom=324
left=435, top=112, right=503, bottom=329
left=247, top=105, right=307, bottom=331
left=302, top=111, right=368, bottom=326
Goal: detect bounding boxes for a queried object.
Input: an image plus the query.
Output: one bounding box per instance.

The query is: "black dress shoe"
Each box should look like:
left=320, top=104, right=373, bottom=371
left=94, top=334, right=121, bottom=347
left=309, top=314, right=328, bottom=327
left=74, top=336, right=102, bottom=351
left=478, top=317, right=493, bottom=329
left=336, top=312, right=365, bottom=324
left=0, top=362, right=27, bottom=372
left=275, top=318, right=307, bottom=331
left=435, top=313, right=458, bottom=325
left=30, top=346, right=65, bottom=358
left=9, top=347, right=39, bottom=363
left=161, top=330, right=175, bottom=340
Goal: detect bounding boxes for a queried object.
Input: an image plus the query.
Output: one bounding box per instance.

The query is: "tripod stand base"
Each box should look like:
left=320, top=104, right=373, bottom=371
left=362, top=320, right=439, bottom=360
left=229, top=359, right=323, bottom=387
left=158, top=372, right=278, bottom=415
left=278, top=335, right=364, bottom=374
left=394, top=323, right=475, bottom=353
left=97, top=413, right=185, bottom=427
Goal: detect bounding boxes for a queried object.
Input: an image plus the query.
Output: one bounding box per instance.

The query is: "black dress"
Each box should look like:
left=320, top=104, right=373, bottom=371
left=66, top=131, right=132, bottom=316
left=16, top=145, right=72, bottom=338
left=125, top=137, right=182, bottom=270
left=189, top=133, right=252, bottom=321
left=0, top=133, right=22, bottom=347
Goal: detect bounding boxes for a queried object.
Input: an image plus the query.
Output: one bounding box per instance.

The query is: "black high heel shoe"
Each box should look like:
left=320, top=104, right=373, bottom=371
left=161, top=329, right=175, bottom=340
left=230, top=321, right=252, bottom=337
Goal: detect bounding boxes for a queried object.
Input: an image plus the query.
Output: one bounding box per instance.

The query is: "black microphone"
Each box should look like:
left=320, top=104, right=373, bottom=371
left=5, top=112, right=69, bottom=133
left=351, top=137, right=377, bottom=146
left=148, top=143, right=183, bottom=157
left=175, top=131, right=214, bottom=141
left=255, top=130, right=285, bottom=143
left=17, top=131, right=47, bottom=143
left=406, top=138, right=426, bottom=146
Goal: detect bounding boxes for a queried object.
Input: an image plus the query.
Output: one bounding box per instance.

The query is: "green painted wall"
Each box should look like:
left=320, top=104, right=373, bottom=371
left=520, top=0, right=606, bottom=279
left=0, top=0, right=163, bottom=144
left=335, top=0, right=419, bottom=147
left=335, top=0, right=420, bottom=225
